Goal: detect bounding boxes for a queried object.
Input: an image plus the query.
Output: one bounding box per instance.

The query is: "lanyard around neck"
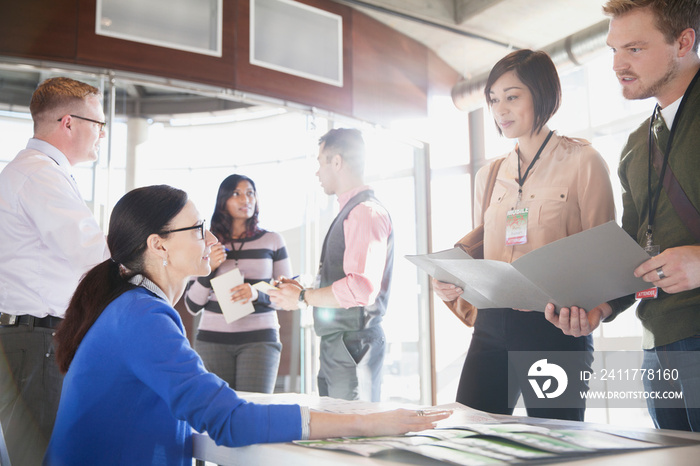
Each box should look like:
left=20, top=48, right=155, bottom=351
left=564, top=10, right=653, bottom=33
left=646, top=67, right=700, bottom=244
left=517, top=130, right=553, bottom=201
left=230, top=233, right=248, bottom=266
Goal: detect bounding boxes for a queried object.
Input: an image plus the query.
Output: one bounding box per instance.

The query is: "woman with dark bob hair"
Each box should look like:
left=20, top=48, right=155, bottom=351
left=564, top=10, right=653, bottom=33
left=185, top=174, right=291, bottom=394
left=433, top=50, right=616, bottom=421
left=45, top=185, right=450, bottom=465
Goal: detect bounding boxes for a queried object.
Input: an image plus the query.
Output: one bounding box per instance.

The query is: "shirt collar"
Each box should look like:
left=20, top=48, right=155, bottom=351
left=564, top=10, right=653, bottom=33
left=337, top=185, right=371, bottom=211
left=659, top=97, right=682, bottom=131
left=128, top=274, right=169, bottom=303
left=27, top=138, right=73, bottom=172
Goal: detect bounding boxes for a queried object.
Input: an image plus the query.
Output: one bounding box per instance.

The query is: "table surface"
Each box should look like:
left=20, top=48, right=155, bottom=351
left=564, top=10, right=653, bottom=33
left=192, top=393, right=700, bottom=466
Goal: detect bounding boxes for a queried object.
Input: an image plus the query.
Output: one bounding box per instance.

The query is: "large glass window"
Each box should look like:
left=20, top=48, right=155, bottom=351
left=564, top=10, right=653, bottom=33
left=0, top=63, right=436, bottom=406
left=140, top=117, right=430, bottom=403
left=364, top=132, right=426, bottom=403
left=0, top=114, right=33, bottom=171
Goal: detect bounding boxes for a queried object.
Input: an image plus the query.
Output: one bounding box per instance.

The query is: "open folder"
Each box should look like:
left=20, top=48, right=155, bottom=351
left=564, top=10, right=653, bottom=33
left=406, top=221, right=652, bottom=312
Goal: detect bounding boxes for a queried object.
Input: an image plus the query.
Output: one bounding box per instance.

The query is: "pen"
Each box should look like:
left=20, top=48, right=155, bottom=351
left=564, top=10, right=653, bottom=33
left=272, top=275, right=300, bottom=287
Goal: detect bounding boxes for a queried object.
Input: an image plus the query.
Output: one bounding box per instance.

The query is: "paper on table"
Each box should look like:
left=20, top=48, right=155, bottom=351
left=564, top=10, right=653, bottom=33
left=406, top=221, right=652, bottom=312
left=294, top=401, right=662, bottom=463
left=210, top=268, right=254, bottom=323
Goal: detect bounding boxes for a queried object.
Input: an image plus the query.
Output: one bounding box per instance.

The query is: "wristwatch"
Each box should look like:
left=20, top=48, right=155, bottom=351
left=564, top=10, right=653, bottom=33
left=298, top=288, right=308, bottom=306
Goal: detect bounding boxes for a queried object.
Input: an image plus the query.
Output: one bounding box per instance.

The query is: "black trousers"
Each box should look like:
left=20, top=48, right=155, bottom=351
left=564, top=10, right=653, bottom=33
left=0, top=321, right=63, bottom=466
left=456, top=308, right=593, bottom=421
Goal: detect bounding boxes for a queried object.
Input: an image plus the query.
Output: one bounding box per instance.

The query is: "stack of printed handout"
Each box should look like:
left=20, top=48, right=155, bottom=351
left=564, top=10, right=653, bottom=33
left=294, top=410, right=663, bottom=465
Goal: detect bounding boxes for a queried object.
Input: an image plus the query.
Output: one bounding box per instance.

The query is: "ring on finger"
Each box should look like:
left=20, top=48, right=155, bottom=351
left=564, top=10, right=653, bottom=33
left=656, top=267, right=666, bottom=280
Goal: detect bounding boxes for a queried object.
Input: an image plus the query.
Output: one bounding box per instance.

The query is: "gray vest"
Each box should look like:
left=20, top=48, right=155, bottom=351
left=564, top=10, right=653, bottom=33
left=313, top=189, right=394, bottom=336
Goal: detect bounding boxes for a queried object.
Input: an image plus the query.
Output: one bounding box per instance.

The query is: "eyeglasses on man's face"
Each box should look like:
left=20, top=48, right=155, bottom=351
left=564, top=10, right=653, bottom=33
left=161, top=220, right=207, bottom=240
left=57, top=114, right=107, bottom=132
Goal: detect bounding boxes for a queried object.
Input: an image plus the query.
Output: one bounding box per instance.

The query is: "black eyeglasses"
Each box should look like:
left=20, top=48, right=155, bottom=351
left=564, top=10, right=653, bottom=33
left=161, top=220, right=207, bottom=240
left=58, top=114, right=107, bottom=132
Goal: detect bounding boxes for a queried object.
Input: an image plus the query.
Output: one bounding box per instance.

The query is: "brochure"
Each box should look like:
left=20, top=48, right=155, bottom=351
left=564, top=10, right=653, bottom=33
left=294, top=421, right=662, bottom=465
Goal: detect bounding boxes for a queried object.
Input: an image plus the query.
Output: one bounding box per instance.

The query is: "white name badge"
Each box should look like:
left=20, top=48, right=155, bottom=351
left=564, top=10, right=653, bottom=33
left=505, top=208, right=528, bottom=246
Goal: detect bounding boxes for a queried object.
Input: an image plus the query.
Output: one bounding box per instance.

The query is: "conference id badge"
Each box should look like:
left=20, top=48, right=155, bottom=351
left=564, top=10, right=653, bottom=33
left=636, top=287, right=658, bottom=300
left=505, top=208, right=528, bottom=245
left=636, top=242, right=660, bottom=300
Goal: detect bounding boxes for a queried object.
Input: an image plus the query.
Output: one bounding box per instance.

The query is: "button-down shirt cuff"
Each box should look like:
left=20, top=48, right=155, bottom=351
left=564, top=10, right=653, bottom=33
left=300, top=406, right=311, bottom=440
left=331, top=274, right=374, bottom=309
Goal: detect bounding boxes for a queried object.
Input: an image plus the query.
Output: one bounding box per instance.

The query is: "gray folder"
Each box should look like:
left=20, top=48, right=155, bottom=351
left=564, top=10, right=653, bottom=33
left=406, top=221, right=651, bottom=312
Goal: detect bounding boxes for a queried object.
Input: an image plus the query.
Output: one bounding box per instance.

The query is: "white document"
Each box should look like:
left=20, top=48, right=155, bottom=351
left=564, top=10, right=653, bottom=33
left=210, top=268, right=255, bottom=323
left=406, top=221, right=652, bottom=312
left=252, top=280, right=278, bottom=293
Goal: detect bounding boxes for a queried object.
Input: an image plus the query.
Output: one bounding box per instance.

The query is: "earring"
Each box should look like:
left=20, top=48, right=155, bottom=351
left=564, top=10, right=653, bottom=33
left=163, top=258, right=168, bottom=267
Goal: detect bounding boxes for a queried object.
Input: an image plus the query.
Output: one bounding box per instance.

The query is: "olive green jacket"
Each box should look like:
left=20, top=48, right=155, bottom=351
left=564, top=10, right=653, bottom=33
left=608, top=73, right=700, bottom=348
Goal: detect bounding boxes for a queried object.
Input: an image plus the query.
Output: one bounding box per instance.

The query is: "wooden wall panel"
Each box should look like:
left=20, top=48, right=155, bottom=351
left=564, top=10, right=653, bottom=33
left=0, top=0, right=459, bottom=125
left=234, top=0, right=353, bottom=116
left=351, top=10, right=428, bottom=126
left=427, top=48, right=461, bottom=125
left=0, top=0, right=79, bottom=60
left=74, top=0, right=238, bottom=89
left=427, top=49, right=460, bottom=102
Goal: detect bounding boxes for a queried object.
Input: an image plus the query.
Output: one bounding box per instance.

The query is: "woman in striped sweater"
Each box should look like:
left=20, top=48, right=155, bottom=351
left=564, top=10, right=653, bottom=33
left=185, top=174, right=292, bottom=393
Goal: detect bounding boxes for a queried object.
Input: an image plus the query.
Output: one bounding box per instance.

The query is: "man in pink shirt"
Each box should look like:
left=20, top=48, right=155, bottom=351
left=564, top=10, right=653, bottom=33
left=270, top=128, right=393, bottom=401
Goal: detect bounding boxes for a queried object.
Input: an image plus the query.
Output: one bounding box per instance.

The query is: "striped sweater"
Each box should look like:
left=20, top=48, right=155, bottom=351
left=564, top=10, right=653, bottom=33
left=185, top=229, right=292, bottom=343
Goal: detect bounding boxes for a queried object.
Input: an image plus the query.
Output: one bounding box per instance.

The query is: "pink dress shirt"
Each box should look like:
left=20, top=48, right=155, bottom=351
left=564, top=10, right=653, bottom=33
left=330, top=185, right=393, bottom=308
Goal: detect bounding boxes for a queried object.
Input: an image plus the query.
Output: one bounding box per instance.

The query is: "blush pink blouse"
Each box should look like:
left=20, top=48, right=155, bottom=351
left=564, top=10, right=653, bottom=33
left=474, top=133, right=616, bottom=264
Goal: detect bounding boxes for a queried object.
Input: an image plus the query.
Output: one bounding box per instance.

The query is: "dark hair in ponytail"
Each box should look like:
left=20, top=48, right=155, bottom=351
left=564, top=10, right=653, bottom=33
left=55, top=185, right=188, bottom=373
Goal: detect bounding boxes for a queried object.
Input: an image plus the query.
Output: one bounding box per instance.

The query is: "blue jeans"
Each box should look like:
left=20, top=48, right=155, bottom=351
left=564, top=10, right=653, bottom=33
left=643, top=334, right=700, bottom=431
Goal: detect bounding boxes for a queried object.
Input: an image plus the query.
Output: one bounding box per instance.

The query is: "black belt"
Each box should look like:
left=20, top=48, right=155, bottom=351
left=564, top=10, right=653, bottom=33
left=0, top=313, right=63, bottom=329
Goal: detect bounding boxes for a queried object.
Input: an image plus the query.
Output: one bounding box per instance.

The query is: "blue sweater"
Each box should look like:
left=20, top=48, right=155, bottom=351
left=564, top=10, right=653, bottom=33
left=44, top=287, right=302, bottom=466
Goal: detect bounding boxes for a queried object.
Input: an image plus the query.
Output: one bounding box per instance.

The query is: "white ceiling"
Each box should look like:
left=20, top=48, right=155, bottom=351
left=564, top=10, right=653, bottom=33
left=336, top=0, right=610, bottom=80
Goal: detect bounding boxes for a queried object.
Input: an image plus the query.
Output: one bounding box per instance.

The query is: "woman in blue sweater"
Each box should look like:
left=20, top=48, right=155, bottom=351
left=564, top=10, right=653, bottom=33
left=44, top=185, right=449, bottom=466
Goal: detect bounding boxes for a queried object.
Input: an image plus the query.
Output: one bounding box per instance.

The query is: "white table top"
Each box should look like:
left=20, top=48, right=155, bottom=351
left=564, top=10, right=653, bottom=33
left=192, top=392, right=700, bottom=466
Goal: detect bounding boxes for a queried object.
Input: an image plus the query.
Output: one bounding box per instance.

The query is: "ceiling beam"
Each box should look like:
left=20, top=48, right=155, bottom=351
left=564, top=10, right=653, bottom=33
left=341, top=0, right=456, bottom=24
left=454, top=0, right=507, bottom=25
left=334, top=0, right=515, bottom=48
